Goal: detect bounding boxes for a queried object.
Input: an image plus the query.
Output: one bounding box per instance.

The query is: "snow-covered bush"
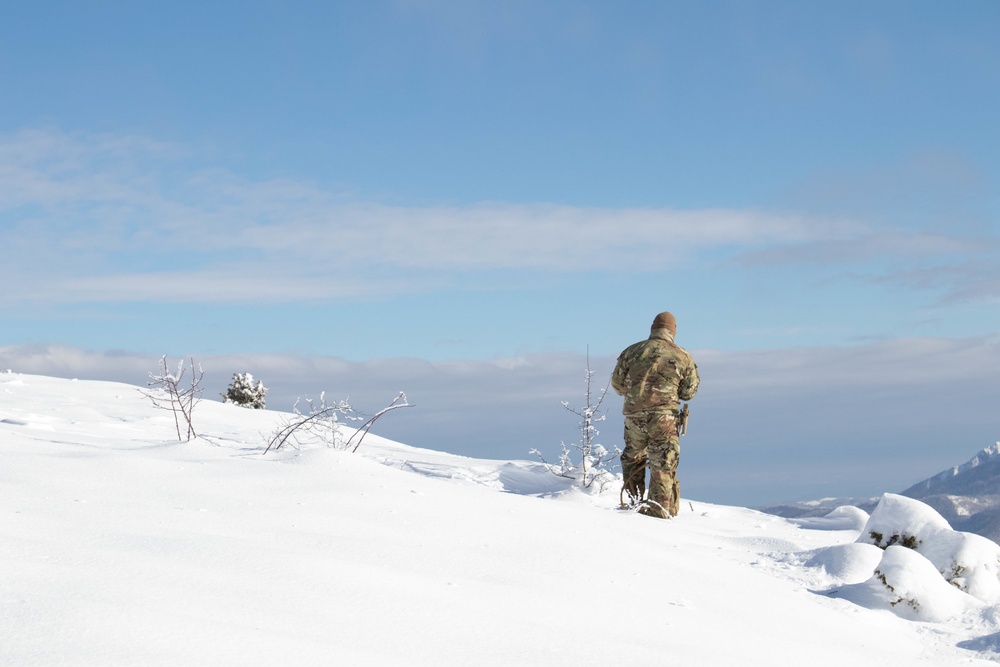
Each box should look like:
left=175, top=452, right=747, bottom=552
left=826, top=493, right=1000, bottom=620
left=925, top=530, right=1000, bottom=603
left=836, top=545, right=982, bottom=623
left=860, top=493, right=950, bottom=551
left=222, top=372, right=267, bottom=409
left=858, top=493, right=1000, bottom=604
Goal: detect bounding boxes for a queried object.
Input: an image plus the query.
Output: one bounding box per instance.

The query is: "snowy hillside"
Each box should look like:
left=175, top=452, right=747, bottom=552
left=4, top=372, right=1000, bottom=666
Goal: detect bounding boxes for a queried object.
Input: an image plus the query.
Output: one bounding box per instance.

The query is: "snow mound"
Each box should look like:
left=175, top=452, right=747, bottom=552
left=792, top=505, right=870, bottom=531
left=805, top=542, right=883, bottom=582
left=823, top=493, right=1000, bottom=621
left=836, top=545, right=982, bottom=622
left=858, top=493, right=1000, bottom=605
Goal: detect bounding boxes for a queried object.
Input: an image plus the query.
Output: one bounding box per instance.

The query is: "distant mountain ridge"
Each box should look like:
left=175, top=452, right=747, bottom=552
left=899, top=443, right=1000, bottom=544
left=760, top=442, right=1000, bottom=545
left=901, top=442, right=1000, bottom=498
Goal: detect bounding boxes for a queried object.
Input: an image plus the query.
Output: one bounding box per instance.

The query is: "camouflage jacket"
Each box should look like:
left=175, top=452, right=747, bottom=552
left=611, top=329, right=699, bottom=416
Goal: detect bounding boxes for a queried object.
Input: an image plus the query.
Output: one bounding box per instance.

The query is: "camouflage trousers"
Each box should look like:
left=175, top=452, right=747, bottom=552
left=621, top=410, right=681, bottom=519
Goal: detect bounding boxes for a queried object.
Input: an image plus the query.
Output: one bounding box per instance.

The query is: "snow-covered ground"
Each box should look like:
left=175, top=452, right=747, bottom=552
left=3, top=372, right=1000, bottom=666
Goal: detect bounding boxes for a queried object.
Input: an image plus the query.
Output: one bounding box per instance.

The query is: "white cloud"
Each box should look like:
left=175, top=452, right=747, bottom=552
left=699, top=336, right=1000, bottom=393
left=737, top=231, right=989, bottom=267
left=0, top=128, right=853, bottom=305
left=2, top=336, right=997, bottom=506
left=873, top=258, right=1000, bottom=305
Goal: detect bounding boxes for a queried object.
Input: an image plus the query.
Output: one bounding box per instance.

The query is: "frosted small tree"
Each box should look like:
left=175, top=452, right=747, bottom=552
left=532, top=350, right=621, bottom=491
left=223, top=372, right=267, bottom=409
left=139, top=355, right=203, bottom=441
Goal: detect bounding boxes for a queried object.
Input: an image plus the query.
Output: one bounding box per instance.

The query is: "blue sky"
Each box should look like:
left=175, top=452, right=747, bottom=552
left=2, top=1, right=999, bottom=505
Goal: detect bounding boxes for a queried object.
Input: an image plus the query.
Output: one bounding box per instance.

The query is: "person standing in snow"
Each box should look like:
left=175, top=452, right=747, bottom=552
left=611, top=311, right=700, bottom=518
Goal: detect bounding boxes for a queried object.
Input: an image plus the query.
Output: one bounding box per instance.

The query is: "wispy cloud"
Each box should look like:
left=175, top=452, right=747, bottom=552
left=874, top=259, right=1000, bottom=306
left=736, top=231, right=989, bottom=267
left=0, top=128, right=827, bottom=302
left=2, top=128, right=996, bottom=307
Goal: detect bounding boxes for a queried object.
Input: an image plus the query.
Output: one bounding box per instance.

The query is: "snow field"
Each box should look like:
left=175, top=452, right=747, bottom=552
left=2, top=373, right=998, bottom=665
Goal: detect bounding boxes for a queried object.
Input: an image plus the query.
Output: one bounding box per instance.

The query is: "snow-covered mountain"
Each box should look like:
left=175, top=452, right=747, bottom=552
left=899, top=443, right=1000, bottom=544
left=762, top=444, right=1000, bottom=546
left=903, top=443, right=1000, bottom=498
left=4, top=371, right=1000, bottom=665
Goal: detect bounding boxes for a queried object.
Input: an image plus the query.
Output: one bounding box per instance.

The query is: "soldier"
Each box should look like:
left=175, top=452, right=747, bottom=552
left=611, top=311, right=700, bottom=518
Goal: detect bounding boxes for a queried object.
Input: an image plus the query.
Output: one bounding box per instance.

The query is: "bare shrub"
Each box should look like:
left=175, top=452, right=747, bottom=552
left=139, top=355, right=203, bottom=441
left=265, top=391, right=412, bottom=454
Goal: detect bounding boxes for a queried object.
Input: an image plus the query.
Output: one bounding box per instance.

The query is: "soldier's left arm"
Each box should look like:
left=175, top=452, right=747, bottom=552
left=678, top=361, right=700, bottom=401
left=610, top=354, right=627, bottom=396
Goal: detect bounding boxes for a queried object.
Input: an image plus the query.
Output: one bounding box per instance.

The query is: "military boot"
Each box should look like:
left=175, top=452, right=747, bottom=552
left=638, top=501, right=670, bottom=519
left=620, top=459, right=647, bottom=508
